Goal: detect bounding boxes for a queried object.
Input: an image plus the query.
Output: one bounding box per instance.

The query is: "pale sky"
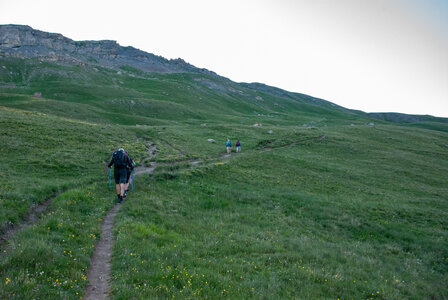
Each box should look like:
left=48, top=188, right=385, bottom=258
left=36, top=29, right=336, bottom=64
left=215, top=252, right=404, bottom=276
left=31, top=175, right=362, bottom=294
left=1, top=0, right=447, bottom=117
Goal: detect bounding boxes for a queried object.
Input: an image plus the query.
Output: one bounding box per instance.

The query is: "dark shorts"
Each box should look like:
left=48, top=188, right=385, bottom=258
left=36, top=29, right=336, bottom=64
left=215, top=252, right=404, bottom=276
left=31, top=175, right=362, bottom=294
left=114, top=167, right=127, bottom=184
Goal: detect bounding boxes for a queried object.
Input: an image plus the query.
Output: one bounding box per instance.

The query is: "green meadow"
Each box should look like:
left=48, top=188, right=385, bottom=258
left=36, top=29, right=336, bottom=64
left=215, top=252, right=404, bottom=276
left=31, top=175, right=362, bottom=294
left=0, top=57, right=447, bottom=299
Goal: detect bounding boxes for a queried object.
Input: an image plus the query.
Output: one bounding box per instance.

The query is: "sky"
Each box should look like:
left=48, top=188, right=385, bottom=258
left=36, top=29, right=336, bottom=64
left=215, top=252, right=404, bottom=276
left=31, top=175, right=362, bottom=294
left=1, top=0, right=447, bottom=117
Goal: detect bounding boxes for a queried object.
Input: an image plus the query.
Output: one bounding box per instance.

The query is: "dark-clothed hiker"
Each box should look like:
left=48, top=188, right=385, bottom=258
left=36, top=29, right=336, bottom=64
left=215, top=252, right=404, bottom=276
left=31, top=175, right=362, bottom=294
left=108, top=148, right=132, bottom=203
left=123, top=150, right=135, bottom=197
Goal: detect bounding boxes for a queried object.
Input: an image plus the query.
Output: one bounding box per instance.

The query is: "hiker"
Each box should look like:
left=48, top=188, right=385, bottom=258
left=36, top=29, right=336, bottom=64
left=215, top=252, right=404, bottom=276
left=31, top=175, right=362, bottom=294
left=108, top=148, right=133, bottom=203
left=123, top=150, right=135, bottom=198
left=236, top=140, right=241, bottom=152
left=226, top=139, right=231, bottom=154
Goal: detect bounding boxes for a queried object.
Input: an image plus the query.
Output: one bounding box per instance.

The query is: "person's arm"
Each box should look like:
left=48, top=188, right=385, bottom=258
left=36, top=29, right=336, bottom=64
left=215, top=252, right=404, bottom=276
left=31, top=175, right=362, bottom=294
left=108, top=155, right=114, bottom=168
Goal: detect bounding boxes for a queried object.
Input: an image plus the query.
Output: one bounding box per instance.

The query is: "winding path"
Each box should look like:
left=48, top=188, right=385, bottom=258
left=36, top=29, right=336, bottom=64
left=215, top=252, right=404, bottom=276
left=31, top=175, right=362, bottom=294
left=83, top=136, right=322, bottom=299
left=83, top=143, right=158, bottom=300
left=83, top=150, right=240, bottom=299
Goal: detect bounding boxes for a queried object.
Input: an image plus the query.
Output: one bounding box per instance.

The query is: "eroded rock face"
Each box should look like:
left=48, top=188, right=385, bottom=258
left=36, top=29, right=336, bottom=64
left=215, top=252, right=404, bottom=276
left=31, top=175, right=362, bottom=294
left=0, top=25, right=73, bottom=50
left=0, top=25, right=215, bottom=75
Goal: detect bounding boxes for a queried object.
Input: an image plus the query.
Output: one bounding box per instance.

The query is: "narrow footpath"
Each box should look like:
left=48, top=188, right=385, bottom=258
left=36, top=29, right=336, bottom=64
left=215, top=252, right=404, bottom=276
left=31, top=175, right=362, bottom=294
left=0, top=191, right=64, bottom=249
left=83, top=152, right=234, bottom=299
left=83, top=204, right=120, bottom=300
left=83, top=144, right=158, bottom=300
left=83, top=136, right=321, bottom=299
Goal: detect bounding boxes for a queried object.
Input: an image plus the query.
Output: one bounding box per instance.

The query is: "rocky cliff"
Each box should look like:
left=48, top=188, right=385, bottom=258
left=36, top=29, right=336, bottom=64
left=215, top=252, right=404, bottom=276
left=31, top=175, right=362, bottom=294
left=0, top=24, right=214, bottom=75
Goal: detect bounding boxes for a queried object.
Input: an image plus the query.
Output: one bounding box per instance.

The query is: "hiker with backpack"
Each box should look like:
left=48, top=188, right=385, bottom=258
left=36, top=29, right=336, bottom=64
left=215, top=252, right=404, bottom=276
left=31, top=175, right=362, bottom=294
left=123, top=150, right=135, bottom=198
left=108, top=148, right=133, bottom=203
left=236, top=140, right=241, bottom=152
left=226, top=139, right=231, bottom=154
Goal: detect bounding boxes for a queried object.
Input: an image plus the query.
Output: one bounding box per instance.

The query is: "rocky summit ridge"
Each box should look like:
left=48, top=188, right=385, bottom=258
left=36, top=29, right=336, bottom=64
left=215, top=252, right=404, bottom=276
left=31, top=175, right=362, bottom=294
left=0, top=24, right=214, bottom=75
left=1, top=25, right=447, bottom=124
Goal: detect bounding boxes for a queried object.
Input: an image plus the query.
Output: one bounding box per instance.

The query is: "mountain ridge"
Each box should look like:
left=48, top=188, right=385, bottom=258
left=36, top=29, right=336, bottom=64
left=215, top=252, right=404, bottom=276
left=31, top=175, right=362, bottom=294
left=1, top=24, right=447, bottom=124
left=0, top=24, right=216, bottom=75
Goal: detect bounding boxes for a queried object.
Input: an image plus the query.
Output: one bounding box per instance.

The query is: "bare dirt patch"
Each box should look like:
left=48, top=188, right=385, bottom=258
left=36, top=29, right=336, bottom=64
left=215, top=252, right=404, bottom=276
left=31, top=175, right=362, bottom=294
left=84, top=204, right=120, bottom=300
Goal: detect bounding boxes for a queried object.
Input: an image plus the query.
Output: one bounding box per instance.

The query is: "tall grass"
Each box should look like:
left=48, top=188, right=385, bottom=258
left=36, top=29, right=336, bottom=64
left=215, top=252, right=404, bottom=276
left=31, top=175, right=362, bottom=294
left=110, top=125, right=448, bottom=299
left=0, top=184, right=114, bottom=299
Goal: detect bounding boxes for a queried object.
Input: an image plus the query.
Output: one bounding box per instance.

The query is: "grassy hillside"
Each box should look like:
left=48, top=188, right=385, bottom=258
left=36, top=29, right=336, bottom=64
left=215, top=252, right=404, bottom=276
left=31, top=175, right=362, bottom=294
left=0, top=57, right=447, bottom=299
left=111, top=126, right=448, bottom=299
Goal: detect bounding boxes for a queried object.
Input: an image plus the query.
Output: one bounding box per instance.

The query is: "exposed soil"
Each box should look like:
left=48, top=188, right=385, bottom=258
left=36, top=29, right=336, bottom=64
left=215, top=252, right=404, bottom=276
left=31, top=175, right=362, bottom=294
left=0, top=193, right=57, bottom=247
left=84, top=204, right=120, bottom=300
left=134, top=162, right=157, bottom=176
left=190, top=160, right=202, bottom=166
left=84, top=142, right=157, bottom=299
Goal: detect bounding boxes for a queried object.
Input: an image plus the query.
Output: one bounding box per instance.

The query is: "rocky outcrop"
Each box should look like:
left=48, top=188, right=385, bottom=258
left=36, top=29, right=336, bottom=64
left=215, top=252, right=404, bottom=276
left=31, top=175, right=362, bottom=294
left=0, top=24, right=215, bottom=75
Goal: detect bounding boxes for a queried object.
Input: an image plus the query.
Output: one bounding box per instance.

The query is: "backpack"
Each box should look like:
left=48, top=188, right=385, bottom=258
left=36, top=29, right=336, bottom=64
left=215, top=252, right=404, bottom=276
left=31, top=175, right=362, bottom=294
left=113, top=151, right=126, bottom=168
left=124, top=151, right=135, bottom=170
left=236, top=141, right=240, bottom=147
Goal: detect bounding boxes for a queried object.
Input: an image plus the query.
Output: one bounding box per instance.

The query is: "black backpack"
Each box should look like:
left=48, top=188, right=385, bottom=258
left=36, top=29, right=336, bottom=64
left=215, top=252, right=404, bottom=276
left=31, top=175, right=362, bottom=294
left=113, top=151, right=126, bottom=168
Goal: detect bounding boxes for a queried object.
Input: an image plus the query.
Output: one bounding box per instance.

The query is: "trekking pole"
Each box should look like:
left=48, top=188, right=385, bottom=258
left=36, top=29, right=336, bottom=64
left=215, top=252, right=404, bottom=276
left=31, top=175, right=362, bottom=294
left=131, top=170, right=134, bottom=192
left=109, top=168, right=112, bottom=189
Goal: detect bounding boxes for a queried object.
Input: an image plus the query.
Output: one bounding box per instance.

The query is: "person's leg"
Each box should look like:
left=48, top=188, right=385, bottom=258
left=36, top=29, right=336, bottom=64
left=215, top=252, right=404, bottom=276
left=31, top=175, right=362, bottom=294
left=118, top=168, right=127, bottom=202
left=114, top=168, right=121, bottom=201
left=124, top=169, right=131, bottom=196
left=119, top=183, right=125, bottom=196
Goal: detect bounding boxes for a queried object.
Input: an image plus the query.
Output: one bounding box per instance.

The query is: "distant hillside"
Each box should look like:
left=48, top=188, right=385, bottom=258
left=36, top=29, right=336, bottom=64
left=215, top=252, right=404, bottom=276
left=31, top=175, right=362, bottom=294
left=1, top=24, right=447, bottom=127
left=367, top=112, right=448, bottom=124
left=1, top=25, right=364, bottom=127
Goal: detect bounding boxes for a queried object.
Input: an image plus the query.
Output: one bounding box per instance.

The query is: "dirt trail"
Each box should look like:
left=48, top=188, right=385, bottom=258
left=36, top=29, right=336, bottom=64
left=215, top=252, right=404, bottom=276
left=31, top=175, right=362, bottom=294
left=83, top=136, right=322, bottom=299
left=134, top=162, right=157, bottom=176
left=84, top=143, right=158, bottom=299
left=83, top=144, right=210, bottom=299
left=133, top=142, right=158, bottom=176
left=84, top=204, right=120, bottom=300
left=0, top=192, right=60, bottom=248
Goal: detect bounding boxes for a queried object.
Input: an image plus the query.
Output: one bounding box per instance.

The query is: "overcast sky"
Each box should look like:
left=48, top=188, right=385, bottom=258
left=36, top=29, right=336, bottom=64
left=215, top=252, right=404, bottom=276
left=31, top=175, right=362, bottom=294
left=1, top=0, right=447, bottom=117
